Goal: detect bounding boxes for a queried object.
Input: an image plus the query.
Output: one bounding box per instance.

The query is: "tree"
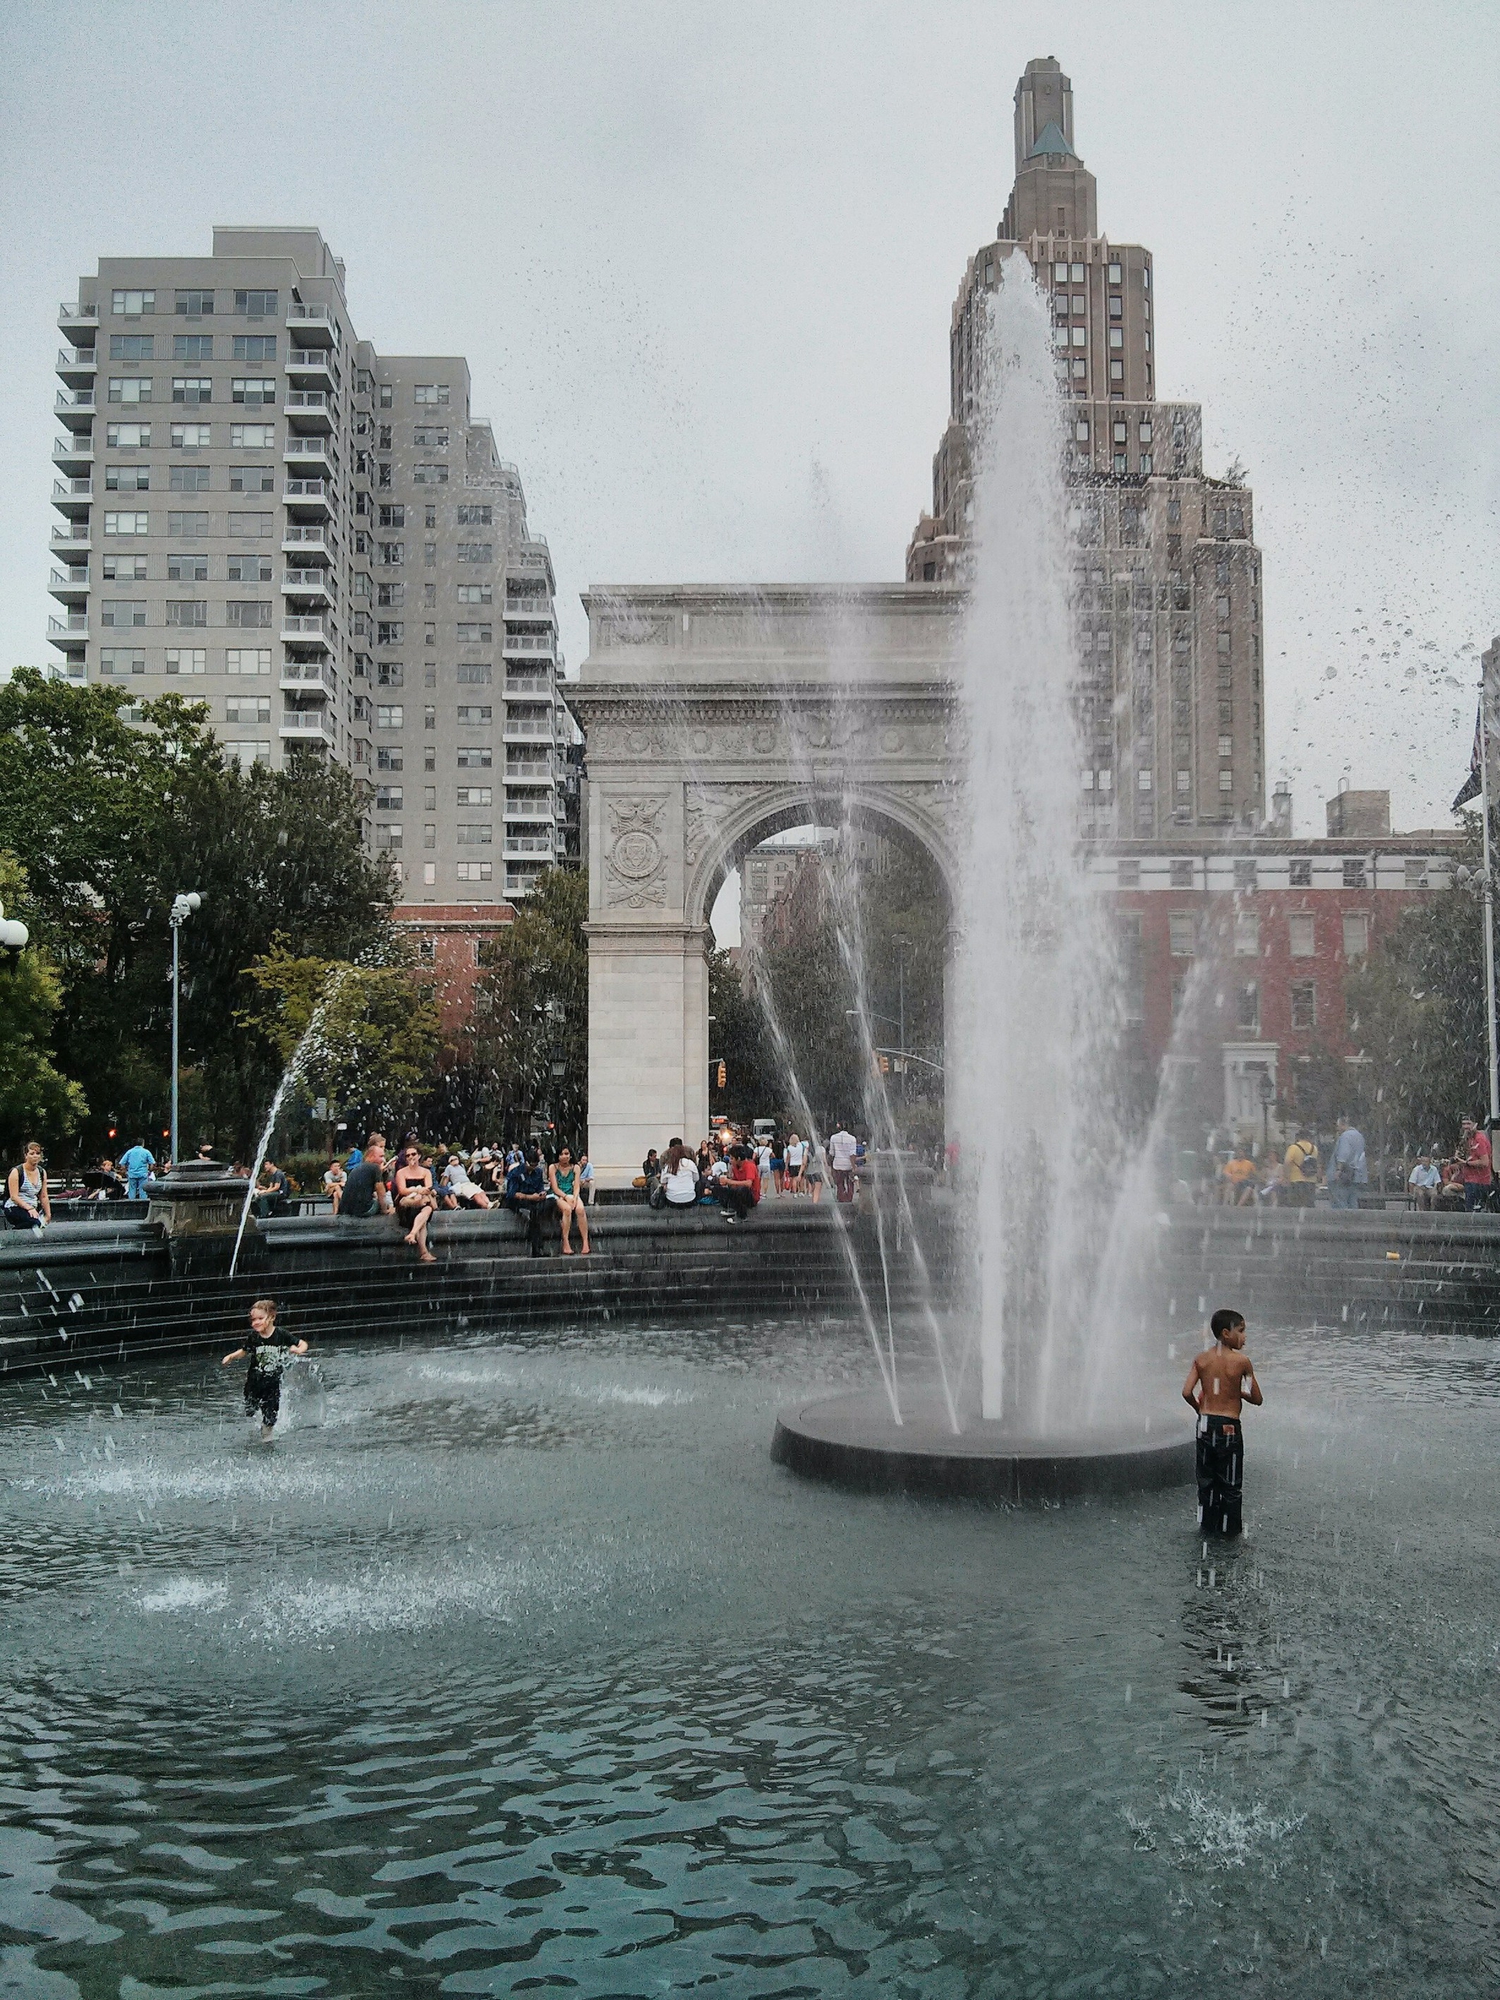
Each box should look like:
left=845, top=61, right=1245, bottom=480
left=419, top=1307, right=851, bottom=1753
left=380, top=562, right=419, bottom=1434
left=241, top=939, right=440, bottom=1141
left=0, top=853, right=87, bottom=1156
left=708, top=946, right=780, bottom=1120
left=450, top=868, right=589, bottom=1144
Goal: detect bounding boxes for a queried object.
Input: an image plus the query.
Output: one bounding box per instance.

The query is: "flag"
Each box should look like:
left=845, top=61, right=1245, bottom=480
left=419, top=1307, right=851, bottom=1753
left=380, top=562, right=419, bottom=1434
left=1454, top=703, right=1483, bottom=810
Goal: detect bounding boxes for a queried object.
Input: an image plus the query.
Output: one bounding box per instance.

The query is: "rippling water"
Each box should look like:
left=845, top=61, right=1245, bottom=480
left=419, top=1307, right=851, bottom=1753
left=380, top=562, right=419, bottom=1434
left=2, top=1315, right=1499, bottom=1996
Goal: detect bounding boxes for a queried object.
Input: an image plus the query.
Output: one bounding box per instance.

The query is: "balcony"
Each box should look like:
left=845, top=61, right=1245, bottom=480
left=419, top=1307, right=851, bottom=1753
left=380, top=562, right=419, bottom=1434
left=52, top=433, right=94, bottom=471
left=504, top=758, right=555, bottom=785
left=280, top=659, right=335, bottom=696
left=503, top=597, right=553, bottom=621
left=278, top=711, right=336, bottom=747
left=503, top=795, right=557, bottom=822
left=502, top=631, right=556, bottom=660
left=284, top=389, right=333, bottom=432
left=281, top=524, right=332, bottom=558
left=54, top=389, right=96, bottom=432
left=282, top=572, right=336, bottom=613
left=285, top=303, right=336, bottom=345
left=504, top=672, right=550, bottom=696
left=56, top=346, right=98, bottom=383
left=283, top=435, right=331, bottom=469
left=51, top=477, right=93, bottom=518
left=285, top=348, right=335, bottom=387
left=48, top=615, right=88, bottom=648
left=49, top=566, right=89, bottom=604
left=58, top=300, right=99, bottom=333
left=49, top=521, right=91, bottom=550
left=283, top=476, right=332, bottom=517
left=502, top=716, right=554, bottom=744
left=504, top=834, right=556, bottom=859
left=280, top=613, right=333, bottom=650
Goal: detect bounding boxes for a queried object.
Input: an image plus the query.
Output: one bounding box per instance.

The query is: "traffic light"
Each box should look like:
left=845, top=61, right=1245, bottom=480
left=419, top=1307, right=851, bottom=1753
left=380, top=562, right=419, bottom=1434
left=879, top=1055, right=890, bottom=1075
left=716, top=1060, right=727, bottom=1090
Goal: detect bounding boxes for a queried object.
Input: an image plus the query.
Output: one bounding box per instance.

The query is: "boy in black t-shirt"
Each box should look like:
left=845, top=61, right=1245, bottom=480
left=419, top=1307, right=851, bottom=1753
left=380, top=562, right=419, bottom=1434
left=222, top=1298, right=308, bottom=1439
left=338, top=1131, right=391, bottom=1218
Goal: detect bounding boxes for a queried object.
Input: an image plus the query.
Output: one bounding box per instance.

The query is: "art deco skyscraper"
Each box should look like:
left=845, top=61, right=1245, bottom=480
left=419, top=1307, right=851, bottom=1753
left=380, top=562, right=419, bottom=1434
left=907, top=57, right=1266, bottom=836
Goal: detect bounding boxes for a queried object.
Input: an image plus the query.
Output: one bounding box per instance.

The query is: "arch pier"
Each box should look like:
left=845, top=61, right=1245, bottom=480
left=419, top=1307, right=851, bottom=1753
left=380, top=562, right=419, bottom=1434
left=572, top=585, right=962, bottom=1187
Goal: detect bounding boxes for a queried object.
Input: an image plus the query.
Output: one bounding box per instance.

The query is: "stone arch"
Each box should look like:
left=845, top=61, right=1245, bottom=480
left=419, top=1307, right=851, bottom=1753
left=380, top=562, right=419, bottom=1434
left=686, top=781, right=960, bottom=935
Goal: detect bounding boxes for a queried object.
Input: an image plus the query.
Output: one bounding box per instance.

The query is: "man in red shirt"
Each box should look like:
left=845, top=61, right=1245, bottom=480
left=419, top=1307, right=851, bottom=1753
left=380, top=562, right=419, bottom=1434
left=1460, top=1117, right=1494, bottom=1213
left=714, top=1145, right=761, bottom=1224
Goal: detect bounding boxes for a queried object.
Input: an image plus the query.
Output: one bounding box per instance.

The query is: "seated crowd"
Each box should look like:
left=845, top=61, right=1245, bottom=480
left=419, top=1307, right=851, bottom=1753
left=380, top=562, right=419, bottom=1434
left=329, top=1130, right=594, bottom=1261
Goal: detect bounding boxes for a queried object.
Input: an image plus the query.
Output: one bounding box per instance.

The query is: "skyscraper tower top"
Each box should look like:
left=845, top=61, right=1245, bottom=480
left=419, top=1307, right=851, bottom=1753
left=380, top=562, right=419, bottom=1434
left=1002, top=57, right=1098, bottom=242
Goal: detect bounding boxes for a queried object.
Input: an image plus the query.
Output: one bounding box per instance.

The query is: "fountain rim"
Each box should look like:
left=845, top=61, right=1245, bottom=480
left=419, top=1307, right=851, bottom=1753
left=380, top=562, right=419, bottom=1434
left=771, top=1388, right=1196, bottom=1503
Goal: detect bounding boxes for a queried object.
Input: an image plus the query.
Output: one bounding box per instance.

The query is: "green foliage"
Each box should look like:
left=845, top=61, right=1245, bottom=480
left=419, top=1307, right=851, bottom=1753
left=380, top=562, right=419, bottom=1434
left=447, top=868, right=589, bottom=1144
left=242, top=940, right=440, bottom=1138
left=0, top=853, right=87, bottom=1156
left=0, top=670, right=395, bottom=1158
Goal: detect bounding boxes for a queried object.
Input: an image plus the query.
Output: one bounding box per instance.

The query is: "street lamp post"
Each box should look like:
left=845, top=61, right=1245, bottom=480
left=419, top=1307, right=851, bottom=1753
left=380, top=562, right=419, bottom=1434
left=0, top=901, right=30, bottom=960
left=168, top=891, right=203, bottom=1167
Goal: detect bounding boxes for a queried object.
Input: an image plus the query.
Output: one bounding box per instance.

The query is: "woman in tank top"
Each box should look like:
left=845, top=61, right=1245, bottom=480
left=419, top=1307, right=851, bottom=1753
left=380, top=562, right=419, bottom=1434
left=5, top=1141, right=52, bottom=1231
left=548, top=1146, right=590, bottom=1255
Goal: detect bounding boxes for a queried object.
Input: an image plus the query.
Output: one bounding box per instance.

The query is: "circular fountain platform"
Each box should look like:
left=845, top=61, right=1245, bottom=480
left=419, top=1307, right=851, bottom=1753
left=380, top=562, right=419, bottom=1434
left=772, top=1388, right=1195, bottom=1504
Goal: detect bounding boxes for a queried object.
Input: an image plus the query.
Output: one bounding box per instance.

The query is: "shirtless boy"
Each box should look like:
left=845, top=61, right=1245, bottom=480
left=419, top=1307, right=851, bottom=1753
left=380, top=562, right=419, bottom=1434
left=1182, top=1307, right=1262, bottom=1537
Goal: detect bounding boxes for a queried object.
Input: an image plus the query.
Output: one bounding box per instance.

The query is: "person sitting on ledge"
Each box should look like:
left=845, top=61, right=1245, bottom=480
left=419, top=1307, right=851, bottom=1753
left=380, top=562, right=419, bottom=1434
left=440, top=1151, right=493, bottom=1210
left=714, top=1144, right=760, bottom=1224
left=1182, top=1306, right=1263, bottom=1538
left=549, top=1145, right=590, bottom=1254
left=504, top=1145, right=554, bottom=1257
left=658, top=1138, right=699, bottom=1212
left=337, top=1131, right=392, bottom=1229
left=1408, top=1153, right=1440, bottom=1211
left=5, top=1140, right=52, bottom=1231
left=1219, top=1145, right=1257, bottom=1207
left=391, top=1143, right=438, bottom=1263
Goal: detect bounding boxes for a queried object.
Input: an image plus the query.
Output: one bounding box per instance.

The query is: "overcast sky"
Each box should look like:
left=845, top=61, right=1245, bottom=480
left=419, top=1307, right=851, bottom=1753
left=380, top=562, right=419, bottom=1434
left=3, top=0, right=1495, bottom=868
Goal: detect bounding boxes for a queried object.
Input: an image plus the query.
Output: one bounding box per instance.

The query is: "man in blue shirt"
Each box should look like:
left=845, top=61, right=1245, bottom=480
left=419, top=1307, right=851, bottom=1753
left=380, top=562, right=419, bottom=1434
left=119, top=1140, right=156, bottom=1200
left=1327, top=1116, right=1367, bottom=1211
left=504, top=1147, right=554, bottom=1257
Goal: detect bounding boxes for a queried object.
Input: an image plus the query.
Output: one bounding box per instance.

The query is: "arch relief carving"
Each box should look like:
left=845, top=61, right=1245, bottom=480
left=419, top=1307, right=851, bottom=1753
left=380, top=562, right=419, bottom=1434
left=604, top=795, right=669, bottom=908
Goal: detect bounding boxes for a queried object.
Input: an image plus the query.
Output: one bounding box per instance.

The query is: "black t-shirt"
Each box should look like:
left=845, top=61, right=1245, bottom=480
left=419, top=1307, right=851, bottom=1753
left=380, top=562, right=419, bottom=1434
left=340, top=1161, right=386, bottom=1218
left=246, top=1326, right=297, bottom=1382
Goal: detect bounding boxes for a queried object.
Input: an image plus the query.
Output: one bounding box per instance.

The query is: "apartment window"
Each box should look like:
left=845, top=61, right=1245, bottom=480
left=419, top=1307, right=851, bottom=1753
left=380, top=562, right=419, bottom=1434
left=456, top=786, right=493, bottom=807
left=227, top=553, right=271, bottom=582
left=230, top=423, right=275, bottom=449
left=1342, top=858, right=1367, bottom=890
left=1343, top=912, right=1369, bottom=959
left=413, top=426, right=449, bottom=448
left=375, top=785, right=404, bottom=809
left=1217, top=735, right=1233, bottom=759
left=376, top=662, right=404, bottom=687
left=1168, top=912, right=1196, bottom=956
left=99, top=648, right=146, bottom=676
left=1217, top=633, right=1232, bottom=657
left=456, top=543, right=493, bottom=563
left=377, top=425, right=392, bottom=450
left=457, top=505, right=492, bottom=526
left=168, top=552, right=208, bottom=582
left=1107, top=263, right=1122, bottom=285
left=456, top=861, right=492, bottom=883
left=225, top=695, right=270, bottom=723
left=1290, top=981, right=1317, bottom=1030
left=1113, top=453, right=1127, bottom=475
left=378, top=505, right=406, bottom=528
left=1116, top=859, right=1140, bottom=888
left=166, top=601, right=207, bottom=628
left=378, top=383, right=393, bottom=408
left=413, top=464, right=449, bottom=484
left=1404, top=858, right=1430, bottom=889
left=111, top=290, right=154, bottom=316
left=173, top=334, right=213, bottom=361
left=456, top=704, right=493, bottom=724
left=226, top=601, right=271, bottom=628
left=457, top=662, right=493, bottom=684
left=424, top=542, right=437, bottom=566
left=1109, top=296, right=1123, bottom=320
left=375, top=823, right=403, bottom=850
left=169, top=465, right=210, bottom=491
left=229, top=466, right=275, bottom=493
left=1109, top=328, right=1123, bottom=349
left=104, top=511, right=150, bottom=535
left=1139, top=454, right=1152, bottom=475
left=423, top=786, right=437, bottom=810
left=227, top=510, right=273, bottom=534
left=1237, top=983, right=1260, bottom=1032
left=377, top=541, right=404, bottom=566
left=414, top=384, right=450, bottom=406
left=422, top=861, right=436, bottom=886
left=1219, top=770, right=1234, bottom=793
left=1231, top=859, right=1256, bottom=892
left=1071, top=358, right=1086, bottom=379
left=1233, top=912, right=1259, bottom=956
left=377, top=705, right=404, bottom=728
left=1289, top=859, right=1312, bottom=888
left=1138, top=770, right=1152, bottom=792
left=457, top=746, right=493, bottom=769
left=376, top=745, right=404, bottom=770
left=106, top=465, right=151, bottom=492
left=232, top=335, right=278, bottom=362
left=378, top=463, right=392, bottom=487
left=456, top=622, right=493, bottom=643
left=231, top=377, right=276, bottom=407
left=171, top=377, right=211, bottom=405
left=457, top=584, right=492, bottom=605
left=1109, top=360, right=1124, bottom=381
left=165, top=647, right=207, bottom=675
left=109, top=334, right=154, bottom=361
left=456, top=823, right=493, bottom=845
left=175, top=289, right=214, bottom=317
left=168, top=509, right=210, bottom=536
left=1074, top=419, right=1090, bottom=443
left=424, top=507, right=437, bottom=528
left=234, top=289, right=278, bottom=317
left=108, top=377, right=153, bottom=404
left=101, top=600, right=146, bottom=628
left=104, top=422, right=150, bottom=450
left=170, top=422, right=211, bottom=449
left=224, top=740, right=271, bottom=768
left=424, top=704, right=436, bottom=729
left=1069, top=325, right=1085, bottom=348
left=103, top=554, right=148, bottom=581
left=225, top=648, right=272, bottom=675
left=377, top=621, right=403, bottom=645
left=377, top=583, right=405, bottom=609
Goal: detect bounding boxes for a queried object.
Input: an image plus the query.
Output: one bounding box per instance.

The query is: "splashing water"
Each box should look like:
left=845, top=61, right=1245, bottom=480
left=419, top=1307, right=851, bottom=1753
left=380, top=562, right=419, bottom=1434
left=954, top=265, right=1129, bottom=1432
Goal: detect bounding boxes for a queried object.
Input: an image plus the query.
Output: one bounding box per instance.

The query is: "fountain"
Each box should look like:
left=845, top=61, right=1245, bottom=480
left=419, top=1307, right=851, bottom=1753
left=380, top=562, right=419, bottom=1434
left=772, top=263, right=1193, bottom=1500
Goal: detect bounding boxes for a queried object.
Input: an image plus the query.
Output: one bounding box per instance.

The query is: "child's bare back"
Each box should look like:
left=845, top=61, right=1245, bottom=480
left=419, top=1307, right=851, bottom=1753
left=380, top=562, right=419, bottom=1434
left=1182, top=1314, right=1263, bottom=1419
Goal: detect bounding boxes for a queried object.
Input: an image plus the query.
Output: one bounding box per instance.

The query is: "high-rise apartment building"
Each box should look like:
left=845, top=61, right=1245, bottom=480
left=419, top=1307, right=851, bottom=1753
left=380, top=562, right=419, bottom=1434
left=48, top=227, right=575, bottom=904
left=906, top=58, right=1266, bottom=836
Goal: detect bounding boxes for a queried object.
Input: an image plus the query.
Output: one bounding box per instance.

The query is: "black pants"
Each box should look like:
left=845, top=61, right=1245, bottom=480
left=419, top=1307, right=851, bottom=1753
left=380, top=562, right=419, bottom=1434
left=506, top=1194, right=553, bottom=1253
left=1197, top=1416, right=1243, bottom=1536
left=245, top=1370, right=281, bottom=1429
left=714, top=1182, right=757, bottom=1219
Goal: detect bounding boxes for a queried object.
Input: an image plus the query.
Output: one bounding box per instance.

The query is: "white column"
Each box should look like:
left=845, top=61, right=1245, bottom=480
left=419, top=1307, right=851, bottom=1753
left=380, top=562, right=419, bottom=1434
left=587, top=921, right=709, bottom=1186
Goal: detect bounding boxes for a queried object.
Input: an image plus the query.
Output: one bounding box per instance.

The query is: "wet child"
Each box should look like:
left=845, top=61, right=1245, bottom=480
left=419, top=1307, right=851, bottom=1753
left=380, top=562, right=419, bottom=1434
left=1181, top=1307, right=1262, bottom=1536
left=222, top=1298, right=308, bottom=1440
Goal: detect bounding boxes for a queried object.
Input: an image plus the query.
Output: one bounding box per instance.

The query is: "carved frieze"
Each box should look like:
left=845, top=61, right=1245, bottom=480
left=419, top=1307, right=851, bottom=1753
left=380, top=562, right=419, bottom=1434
left=604, top=795, right=669, bottom=908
